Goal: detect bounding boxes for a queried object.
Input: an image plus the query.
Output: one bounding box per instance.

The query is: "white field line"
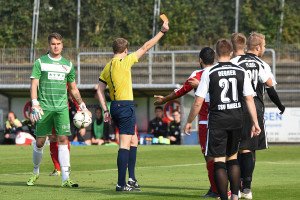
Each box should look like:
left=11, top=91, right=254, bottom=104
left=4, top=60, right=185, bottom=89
left=1, top=161, right=299, bottom=176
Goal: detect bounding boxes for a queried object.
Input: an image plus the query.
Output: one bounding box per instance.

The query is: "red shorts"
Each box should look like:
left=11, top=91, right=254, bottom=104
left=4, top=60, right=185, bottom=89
left=198, top=123, right=208, bottom=154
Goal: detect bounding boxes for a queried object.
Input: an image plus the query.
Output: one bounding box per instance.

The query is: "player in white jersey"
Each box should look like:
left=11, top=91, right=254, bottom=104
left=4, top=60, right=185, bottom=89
left=27, top=32, right=90, bottom=187
left=185, top=39, right=260, bottom=200
left=231, top=32, right=285, bottom=199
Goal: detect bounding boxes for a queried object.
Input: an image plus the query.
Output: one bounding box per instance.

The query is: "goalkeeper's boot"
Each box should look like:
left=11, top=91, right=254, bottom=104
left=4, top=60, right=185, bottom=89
left=27, top=174, right=39, bottom=186
left=61, top=179, right=79, bottom=188
left=127, top=178, right=141, bottom=191
left=240, top=188, right=252, bottom=199
left=49, top=169, right=61, bottom=176
left=116, top=184, right=140, bottom=192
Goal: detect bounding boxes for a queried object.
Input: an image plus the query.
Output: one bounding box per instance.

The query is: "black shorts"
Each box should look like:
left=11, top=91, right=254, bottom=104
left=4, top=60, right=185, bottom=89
left=239, top=99, right=268, bottom=151
left=205, top=128, right=242, bottom=157
left=110, top=100, right=136, bottom=135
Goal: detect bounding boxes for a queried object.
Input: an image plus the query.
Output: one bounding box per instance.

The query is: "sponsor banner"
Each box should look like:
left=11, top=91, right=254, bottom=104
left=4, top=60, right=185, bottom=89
left=265, top=107, right=300, bottom=143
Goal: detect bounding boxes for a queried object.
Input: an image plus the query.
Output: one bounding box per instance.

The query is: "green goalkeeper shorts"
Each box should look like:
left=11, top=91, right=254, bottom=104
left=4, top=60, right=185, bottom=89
left=35, top=108, right=71, bottom=137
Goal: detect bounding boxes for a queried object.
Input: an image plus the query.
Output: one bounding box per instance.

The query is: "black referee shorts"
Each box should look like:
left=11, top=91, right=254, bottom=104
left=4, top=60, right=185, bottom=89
left=110, top=100, right=136, bottom=135
left=205, top=128, right=242, bottom=157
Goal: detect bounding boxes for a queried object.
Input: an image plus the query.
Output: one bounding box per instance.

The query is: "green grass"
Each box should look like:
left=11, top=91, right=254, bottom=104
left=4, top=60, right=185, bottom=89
left=0, top=145, right=299, bottom=200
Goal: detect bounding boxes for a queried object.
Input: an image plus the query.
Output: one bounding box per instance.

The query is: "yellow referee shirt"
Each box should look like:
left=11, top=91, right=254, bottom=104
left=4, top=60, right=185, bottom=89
left=99, top=53, right=138, bottom=101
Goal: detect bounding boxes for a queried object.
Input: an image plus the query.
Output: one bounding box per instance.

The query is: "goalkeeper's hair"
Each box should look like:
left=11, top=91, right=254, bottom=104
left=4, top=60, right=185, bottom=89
left=48, top=32, right=63, bottom=44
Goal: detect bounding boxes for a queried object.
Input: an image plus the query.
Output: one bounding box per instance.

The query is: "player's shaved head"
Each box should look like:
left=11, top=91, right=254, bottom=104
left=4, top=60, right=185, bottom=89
left=48, top=32, right=63, bottom=44
left=231, top=33, right=246, bottom=52
left=199, top=47, right=215, bottom=65
left=216, top=39, right=233, bottom=57
left=112, top=38, right=129, bottom=54
left=247, top=32, right=265, bottom=51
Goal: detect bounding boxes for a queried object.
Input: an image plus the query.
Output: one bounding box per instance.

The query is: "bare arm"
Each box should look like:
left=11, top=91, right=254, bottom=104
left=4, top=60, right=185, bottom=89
left=264, top=77, right=273, bottom=87
left=245, top=95, right=261, bottom=137
left=67, top=82, right=83, bottom=105
left=184, top=96, right=204, bottom=134
left=154, top=92, right=178, bottom=105
left=96, top=82, right=111, bottom=123
left=135, top=22, right=169, bottom=59
left=30, top=79, right=39, bottom=100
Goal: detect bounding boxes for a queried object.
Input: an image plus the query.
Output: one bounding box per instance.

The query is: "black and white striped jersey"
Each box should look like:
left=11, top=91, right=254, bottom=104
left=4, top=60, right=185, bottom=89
left=195, top=62, right=254, bottom=130
left=250, top=54, right=277, bottom=104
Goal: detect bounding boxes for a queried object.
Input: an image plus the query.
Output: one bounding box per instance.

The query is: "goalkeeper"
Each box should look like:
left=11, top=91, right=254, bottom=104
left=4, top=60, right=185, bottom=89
left=27, top=32, right=89, bottom=188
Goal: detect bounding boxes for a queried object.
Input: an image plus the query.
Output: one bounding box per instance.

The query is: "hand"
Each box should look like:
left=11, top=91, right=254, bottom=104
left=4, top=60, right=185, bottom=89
left=85, top=109, right=92, bottom=118
left=278, top=104, right=285, bottom=115
left=160, top=21, right=169, bottom=33
left=154, top=95, right=165, bottom=105
left=4, top=134, right=9, bottom=139
left=188, top=77, right=200, bottom=89
left=251, top=123, right=261, bottom=138
left=169, top=136, right=176, bottom=142
left=30, top=105, right=44, bottom=123
left=104, top=112, right=112, bottom=124
left=79, top=102, right=87, bottom=111
left=184, top=123, right=192, bottom=135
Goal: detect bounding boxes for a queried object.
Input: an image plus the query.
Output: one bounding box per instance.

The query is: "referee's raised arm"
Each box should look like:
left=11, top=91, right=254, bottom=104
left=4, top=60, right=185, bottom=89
left=135, top=21, right=169, bottom=59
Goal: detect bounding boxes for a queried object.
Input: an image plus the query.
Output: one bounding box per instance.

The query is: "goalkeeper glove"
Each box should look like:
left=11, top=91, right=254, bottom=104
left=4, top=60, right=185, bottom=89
left=31, top=99, right=44, bottom=123
left=79, top=102, right=87, bottom=111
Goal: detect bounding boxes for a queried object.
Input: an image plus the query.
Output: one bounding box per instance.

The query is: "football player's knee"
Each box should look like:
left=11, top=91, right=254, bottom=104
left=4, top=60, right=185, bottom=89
left=130, top=135, right=138, bottom=146
left=33, top=140, right=45, bottom=152
left=57, top=135, right=69, bottom=144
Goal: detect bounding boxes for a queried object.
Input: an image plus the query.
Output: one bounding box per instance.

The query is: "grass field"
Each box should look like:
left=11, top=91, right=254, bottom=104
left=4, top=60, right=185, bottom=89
left=0, top=145, right=299, bottom=200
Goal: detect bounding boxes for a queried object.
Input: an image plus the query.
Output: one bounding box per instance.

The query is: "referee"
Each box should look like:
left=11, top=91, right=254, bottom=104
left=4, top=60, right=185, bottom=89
left=96, top=21, right=169, bottom=192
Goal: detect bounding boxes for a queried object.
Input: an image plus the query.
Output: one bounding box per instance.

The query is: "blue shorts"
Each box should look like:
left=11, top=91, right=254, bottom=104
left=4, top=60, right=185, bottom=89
left=110, top=100, right=136, bottom=135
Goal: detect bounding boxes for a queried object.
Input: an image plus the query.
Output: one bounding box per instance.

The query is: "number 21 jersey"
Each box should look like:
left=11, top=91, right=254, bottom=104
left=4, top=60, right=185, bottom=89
left=195, top=62, right=254, bottom=130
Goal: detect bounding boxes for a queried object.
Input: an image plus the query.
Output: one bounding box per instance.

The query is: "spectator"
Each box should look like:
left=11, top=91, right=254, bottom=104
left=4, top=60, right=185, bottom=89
left=148, top=106, right=168, bottom=138
left=4, top=111, right=23, bottom=144
left=86, top=107, right=105, bottom=145
left=168, top=110, right=181, bottom=145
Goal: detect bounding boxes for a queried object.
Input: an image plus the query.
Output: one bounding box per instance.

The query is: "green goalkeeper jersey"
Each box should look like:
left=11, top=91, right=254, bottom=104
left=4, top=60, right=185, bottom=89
left=30, top=54, right=75, bottom=111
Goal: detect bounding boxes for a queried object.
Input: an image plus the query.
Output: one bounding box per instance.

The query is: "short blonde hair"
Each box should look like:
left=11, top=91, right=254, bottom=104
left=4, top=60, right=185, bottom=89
left=247, top=32, right=265, bottom=50
left=231, top=33, right=246, bottom=52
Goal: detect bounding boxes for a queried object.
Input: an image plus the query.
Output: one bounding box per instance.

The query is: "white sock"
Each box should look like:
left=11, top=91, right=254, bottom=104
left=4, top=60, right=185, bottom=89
left=231, top=194, right=239, bottom=200
left=58, top=145, right=70, bottom=182
left=33, top=143, right=43, bottom=174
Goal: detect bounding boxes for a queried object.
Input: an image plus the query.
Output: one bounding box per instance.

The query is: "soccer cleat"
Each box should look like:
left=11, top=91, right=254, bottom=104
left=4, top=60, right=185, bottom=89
left=27, top=174, right=39, bottom=186
left=240, top=189, right=253, bottom=199
left=61, top=179, right=79, bottom=188
left=49, top=169, right=61, bottom=176
left=203, top=188, right=219, bottom=198
left=127, top=178, right=141, bottom=191
left=116, top=184, right=140, bottom=192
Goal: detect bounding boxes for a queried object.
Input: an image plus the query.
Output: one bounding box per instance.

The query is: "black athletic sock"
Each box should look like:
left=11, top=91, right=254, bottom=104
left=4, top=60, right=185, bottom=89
left=117, top=148, right=130, bottom=187
left=240, top=152, right=254, bottom=189
left=128, top=146, right=137, bottom=180
left=226, top=159, right=241, bottom=196
left=214, top=162, right=228, bottom=200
